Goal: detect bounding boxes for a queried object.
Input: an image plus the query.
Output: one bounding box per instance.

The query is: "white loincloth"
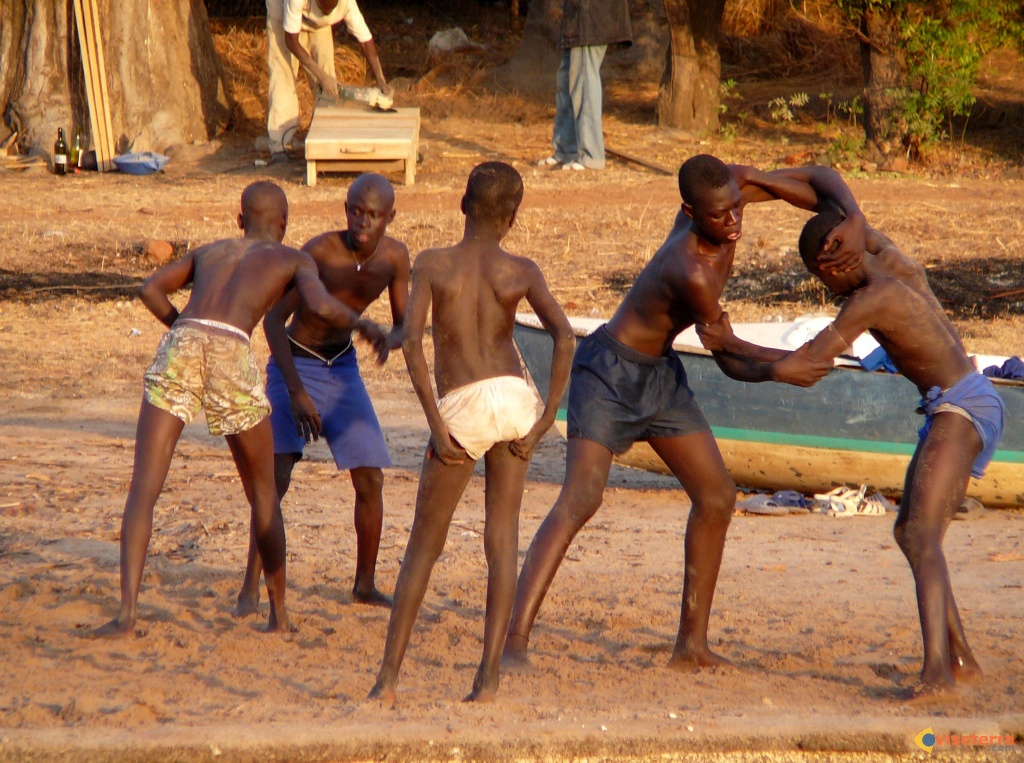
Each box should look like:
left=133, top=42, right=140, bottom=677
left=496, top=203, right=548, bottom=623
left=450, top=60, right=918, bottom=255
left=437, top=375, right=542, bottom=460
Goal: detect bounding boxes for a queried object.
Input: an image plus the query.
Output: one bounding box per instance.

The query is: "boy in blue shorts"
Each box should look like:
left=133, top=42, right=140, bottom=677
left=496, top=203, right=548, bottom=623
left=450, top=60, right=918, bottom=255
left=234, top=173, right=409, bottom=615
left=698, top=206, right=1004, bottom=702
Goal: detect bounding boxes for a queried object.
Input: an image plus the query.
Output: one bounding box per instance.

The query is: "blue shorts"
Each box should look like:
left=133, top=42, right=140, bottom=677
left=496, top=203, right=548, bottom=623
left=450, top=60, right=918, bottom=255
left=918, top=372, right=1005, bottom=478
left=567, top=325, right=710, bottom=455
left=266, top=351, right=392, bottom=470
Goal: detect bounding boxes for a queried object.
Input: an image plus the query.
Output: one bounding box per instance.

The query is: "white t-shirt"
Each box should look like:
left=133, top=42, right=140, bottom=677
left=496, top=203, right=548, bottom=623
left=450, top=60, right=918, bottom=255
left=281, top=0, right=372, bottom=42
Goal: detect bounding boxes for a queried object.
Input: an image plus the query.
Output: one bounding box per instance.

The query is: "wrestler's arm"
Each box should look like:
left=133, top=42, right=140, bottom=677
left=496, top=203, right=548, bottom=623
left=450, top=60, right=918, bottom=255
left=510, top=262, right=576, bottom=459
left=138, top=250, right=198, bottom=327
left=385, top=242, right=411, bottom=353
left=401, top=254, right=464, bottom=464
left=800, top=287, right=883, bottom=367
left=292, top=256, right=389, bottom=359
left=681, top=268, right=831, bottom=386
left=264, top=288, right=322, bottom=441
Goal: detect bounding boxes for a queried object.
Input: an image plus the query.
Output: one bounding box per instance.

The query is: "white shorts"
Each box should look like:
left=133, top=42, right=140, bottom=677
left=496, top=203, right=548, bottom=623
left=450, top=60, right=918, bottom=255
left=437, top=376, right=541, bottom=460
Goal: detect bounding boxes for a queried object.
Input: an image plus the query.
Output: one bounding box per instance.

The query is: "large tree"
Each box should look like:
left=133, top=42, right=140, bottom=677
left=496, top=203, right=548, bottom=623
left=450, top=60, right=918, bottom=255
left=1, top=0, right=231, bottom=159
left=658, top=0, right=726, bottom=131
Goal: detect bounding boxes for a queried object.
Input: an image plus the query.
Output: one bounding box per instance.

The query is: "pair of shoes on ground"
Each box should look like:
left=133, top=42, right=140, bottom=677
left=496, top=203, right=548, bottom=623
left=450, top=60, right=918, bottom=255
left=537, top=156, right=586, bottom=171
left=815, top=485, right=895, bottom=517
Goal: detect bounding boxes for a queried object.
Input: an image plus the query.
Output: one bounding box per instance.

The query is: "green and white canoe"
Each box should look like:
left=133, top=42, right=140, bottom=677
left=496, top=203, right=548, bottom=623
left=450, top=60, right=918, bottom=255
left=514, top=313, right=1024, bottom=508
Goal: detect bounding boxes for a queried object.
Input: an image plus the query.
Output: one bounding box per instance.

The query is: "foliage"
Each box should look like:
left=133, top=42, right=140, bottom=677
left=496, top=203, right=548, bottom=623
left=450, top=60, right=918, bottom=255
left=768, top=92, right=809, bottom=122
left=835, top=0, right=1024, bottom=149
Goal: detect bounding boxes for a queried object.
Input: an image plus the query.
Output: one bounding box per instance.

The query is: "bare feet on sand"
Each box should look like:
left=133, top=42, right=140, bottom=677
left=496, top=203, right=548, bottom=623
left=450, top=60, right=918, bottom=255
left=367, top=681, right=396, bottom=704
left=666, top=646, right=736, bottom=672
left=89, top=615, right=135, bottom=639
left=232, top=593, right=260, bottom=618
left=353, top=586, right=393, bottom=608
left=901, top=679, right=961, bottom=705
left=500, top=634, right=536, bottom=673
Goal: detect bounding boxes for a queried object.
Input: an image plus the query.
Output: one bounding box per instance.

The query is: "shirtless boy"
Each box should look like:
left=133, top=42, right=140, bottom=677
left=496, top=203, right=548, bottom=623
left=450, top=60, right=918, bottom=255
left=234, top=174, right=409, bottom=615
left=93, top=181, right=387, bottom=637
left=698, top=206, right=1004, bottom=702
left=367, top=162, right=575, bottom=703
left=502, top=154, right=866, bottom=671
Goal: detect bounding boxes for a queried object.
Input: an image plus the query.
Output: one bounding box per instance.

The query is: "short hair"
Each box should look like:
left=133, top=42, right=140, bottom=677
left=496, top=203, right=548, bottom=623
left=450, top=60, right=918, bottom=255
left=240, top=181, right=287, bottom=226
left=798, top=206, right=846, bottom=266
left=463, top=162, right=524, bottom=226
left=677, top=154, right=733, bottom=207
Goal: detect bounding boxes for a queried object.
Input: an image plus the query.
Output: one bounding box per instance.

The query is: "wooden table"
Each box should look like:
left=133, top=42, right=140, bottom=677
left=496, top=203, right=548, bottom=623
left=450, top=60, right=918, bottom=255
left=304, top=105, right=420, bottom=187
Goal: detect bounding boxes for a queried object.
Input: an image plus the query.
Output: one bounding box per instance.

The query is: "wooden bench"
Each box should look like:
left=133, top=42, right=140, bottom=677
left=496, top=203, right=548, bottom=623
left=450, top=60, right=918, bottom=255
left=304, top=105, right=420, bottom=187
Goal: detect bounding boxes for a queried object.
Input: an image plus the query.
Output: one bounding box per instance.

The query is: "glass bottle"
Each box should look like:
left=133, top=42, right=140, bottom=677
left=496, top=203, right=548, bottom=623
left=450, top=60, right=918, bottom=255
left=53, top=127, right=68, bottom=176
left=69, top=131, right=82, bottom=171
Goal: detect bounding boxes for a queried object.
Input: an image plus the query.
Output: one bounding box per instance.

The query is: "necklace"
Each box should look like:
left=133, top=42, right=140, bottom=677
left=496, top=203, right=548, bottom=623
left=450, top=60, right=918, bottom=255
left=346, top=231, right=381, bottom=272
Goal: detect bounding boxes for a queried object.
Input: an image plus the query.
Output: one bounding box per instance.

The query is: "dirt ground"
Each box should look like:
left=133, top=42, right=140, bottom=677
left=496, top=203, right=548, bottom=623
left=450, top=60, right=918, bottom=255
left=2, top=13, right=1024, bottom=762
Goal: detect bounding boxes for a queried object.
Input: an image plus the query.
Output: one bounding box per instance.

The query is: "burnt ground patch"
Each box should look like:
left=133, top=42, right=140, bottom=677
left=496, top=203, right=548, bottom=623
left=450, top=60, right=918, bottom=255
left=604, top=255, right=1024, bottom=319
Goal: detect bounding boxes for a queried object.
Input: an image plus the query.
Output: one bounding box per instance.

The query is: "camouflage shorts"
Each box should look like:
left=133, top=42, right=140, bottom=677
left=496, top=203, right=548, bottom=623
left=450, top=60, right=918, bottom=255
left=143, top=322, right=270, bottom=436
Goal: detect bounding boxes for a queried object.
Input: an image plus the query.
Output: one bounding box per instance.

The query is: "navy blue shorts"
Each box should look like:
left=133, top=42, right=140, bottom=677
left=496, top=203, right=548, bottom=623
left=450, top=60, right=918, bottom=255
left=567, top=325, right=710, bottom=454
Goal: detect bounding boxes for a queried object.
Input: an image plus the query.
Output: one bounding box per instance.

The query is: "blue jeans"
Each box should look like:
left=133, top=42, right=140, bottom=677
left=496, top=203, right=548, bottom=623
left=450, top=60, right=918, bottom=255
left=552, top=45, right=607, bottom=170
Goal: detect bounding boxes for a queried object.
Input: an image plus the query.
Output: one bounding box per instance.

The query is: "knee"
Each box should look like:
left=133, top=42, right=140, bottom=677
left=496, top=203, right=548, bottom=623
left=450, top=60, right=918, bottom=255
left=690, top=482, right=736, bottom=525
left=560, top=484, right=603, bottom=527
left=353, top=468, right=385, bottom=501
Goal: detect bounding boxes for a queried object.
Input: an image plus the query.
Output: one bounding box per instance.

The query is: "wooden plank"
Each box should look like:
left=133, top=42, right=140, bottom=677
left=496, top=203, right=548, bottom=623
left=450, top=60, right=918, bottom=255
left=72, top=0, right=104, bottom=170
left=86, top=0, right=116, bottom=171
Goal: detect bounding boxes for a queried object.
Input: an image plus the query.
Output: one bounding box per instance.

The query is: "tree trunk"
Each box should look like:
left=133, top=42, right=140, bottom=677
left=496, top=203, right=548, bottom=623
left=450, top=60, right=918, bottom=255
left=1, top=0, right=231, bottom=160
left=492, top=0, right=562, bottom=97
left=858, top=6, right=909, bottom=161
left=658, top=0, right=725, bottom=132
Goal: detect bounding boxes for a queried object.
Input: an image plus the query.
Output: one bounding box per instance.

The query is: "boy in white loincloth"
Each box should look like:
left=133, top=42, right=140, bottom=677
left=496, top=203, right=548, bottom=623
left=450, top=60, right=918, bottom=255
left=367, top=162, right=576, bottom=703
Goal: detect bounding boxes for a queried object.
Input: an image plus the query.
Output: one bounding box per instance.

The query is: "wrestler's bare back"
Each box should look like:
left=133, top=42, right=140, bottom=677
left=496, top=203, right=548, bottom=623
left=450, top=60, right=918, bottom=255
left=415, top=241, right=544, bottom=397
left=607, top=213, right=737, bottom=357
left=284, top=232, right=408, bottom=352
left=170, top=239, right=317, bottom=335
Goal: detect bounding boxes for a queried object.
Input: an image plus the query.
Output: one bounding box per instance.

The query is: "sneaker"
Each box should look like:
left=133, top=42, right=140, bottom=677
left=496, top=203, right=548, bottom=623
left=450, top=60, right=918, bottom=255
left=537, top=156, right=559, bottom=168
left=269, top=151, right=290, bottom=165
left=561, top=161, right=586, bottom=171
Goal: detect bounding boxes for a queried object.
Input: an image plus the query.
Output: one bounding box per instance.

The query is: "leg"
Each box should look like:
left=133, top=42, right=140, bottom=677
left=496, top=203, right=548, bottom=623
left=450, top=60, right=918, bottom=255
left=893, top=413, right=980, bottom=701
left=502, top=438, right=614, bottom=669
left=350, top=466, right=392, bottom=607
left=266, top=14, right=300, bottom=154
left=571, top=45, right=608, bottom=170
left=466, top=444, right=531, bottom=702
left=368, top=450, right=475, bottom=702
left=93, top=401, right=185, bottom=637
left=234, top=452, right=298, bottom=617
left=551, top=49, right=578, bottom=163
left=226, top=420, right=292, bottom=633
left=647, top=432, right=738, bottom=671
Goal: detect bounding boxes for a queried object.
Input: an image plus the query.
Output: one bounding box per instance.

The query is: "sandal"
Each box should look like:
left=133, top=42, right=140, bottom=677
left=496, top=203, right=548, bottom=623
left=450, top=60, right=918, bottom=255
left=736, top=494, right=789, bottom=516
left=816, top=485, right=868, bottom=517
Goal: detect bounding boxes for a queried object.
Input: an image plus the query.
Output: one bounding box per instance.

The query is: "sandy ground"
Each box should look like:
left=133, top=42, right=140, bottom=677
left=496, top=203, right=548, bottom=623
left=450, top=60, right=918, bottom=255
left=2, top=111, right=1024, bottom=760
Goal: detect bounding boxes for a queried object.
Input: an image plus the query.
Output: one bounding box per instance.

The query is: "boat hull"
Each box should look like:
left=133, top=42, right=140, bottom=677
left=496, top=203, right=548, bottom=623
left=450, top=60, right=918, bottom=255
left=516, top=317, right=1024, bottom=508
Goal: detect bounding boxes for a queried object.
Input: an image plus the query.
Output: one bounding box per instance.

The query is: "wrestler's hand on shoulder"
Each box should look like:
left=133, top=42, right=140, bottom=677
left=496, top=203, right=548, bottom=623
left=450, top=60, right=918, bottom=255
left=695, top=311, right=733, bottom=352
left=429, top=431, right=467, bottom=465
left=290, top=389, right=322, bottom=442
left=771, top=344, right=832, bottom=387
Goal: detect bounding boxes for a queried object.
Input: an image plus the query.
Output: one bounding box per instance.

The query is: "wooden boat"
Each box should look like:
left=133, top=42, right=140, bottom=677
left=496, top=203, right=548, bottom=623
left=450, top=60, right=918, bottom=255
left=514, top=314, right=1024, bottom=508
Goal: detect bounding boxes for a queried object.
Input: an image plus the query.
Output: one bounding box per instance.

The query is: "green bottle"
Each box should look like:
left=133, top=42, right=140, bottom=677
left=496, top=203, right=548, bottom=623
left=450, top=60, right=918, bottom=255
left=53, top=127, right=68, bottom=176
left=69, top=131, right=82, bottom=170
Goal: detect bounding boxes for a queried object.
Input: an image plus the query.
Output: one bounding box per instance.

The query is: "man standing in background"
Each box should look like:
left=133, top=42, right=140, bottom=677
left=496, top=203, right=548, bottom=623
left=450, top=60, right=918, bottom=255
left=265, top=0, right=393, bottom=164
left=538, top=0, right=631, bottom=172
